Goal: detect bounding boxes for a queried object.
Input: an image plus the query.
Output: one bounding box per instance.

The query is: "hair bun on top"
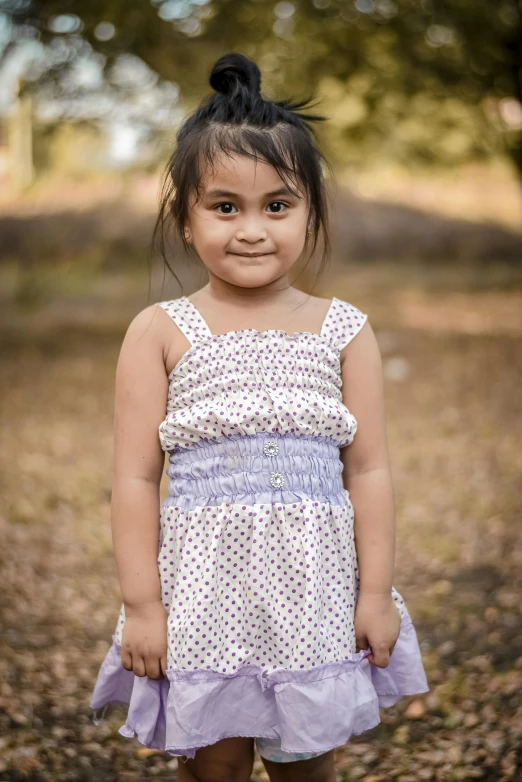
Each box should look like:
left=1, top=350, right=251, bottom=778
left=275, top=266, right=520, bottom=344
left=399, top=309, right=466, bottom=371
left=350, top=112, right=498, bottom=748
left=209, top=52, right=262, bottom=98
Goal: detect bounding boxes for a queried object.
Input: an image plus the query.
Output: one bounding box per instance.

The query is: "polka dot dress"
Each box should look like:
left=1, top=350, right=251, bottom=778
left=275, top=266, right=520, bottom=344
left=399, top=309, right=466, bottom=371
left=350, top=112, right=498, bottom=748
left=89, top=295, right=429, bottom=761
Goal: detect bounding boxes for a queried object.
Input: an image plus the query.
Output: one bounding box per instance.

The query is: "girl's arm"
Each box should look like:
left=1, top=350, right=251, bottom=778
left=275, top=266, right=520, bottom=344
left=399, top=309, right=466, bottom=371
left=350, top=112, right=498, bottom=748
left=111, top=305, right=169, bottom=611
left=340, top=321, right=396, bottom=599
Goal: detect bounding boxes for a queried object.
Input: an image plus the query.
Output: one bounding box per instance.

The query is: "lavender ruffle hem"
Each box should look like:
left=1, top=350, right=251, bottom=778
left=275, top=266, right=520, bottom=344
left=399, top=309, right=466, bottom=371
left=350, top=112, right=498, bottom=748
left=89, top=613, right=429, bottom=759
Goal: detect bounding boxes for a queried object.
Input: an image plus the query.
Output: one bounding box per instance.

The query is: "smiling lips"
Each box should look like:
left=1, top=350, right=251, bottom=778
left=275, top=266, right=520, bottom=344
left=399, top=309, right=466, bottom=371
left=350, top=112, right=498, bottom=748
left=230, top=252, right=273, bottom=257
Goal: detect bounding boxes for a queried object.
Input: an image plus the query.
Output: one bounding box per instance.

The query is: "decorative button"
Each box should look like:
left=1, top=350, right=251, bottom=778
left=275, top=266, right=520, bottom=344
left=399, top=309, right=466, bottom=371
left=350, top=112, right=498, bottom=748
left=270, top=472, right=285, bottom=489
left=263, top=440, right=279, bottom=457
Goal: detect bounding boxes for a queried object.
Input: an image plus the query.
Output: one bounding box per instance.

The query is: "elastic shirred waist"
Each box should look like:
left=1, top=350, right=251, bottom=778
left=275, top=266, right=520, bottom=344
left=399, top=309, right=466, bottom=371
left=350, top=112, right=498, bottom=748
left=163, top=432, right=348, bottom=511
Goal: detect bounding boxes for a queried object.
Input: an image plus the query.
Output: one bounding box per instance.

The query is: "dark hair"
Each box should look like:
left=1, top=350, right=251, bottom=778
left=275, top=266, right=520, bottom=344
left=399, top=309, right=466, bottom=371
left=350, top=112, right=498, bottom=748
left=152, top=52, right=333, bottom=292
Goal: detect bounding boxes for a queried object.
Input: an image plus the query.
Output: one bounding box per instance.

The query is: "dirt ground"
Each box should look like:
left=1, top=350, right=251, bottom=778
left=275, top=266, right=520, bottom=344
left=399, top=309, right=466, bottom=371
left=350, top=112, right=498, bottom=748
left=0, top=263, right=521, bottom=781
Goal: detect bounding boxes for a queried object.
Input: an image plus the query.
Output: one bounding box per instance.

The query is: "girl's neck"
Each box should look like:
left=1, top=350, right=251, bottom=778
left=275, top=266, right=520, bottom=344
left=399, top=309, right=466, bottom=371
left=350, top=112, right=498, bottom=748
left=195, top=280, right=306, bottom=309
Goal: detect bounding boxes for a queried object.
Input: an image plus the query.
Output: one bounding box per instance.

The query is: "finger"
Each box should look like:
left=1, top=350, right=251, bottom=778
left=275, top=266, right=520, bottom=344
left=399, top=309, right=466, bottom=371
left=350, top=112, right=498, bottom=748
left=121, top=649, right=133, bottom=672
left=133, top=655, right=147, bottom=678
left=355, top=636, right=369, bottom=653
left=370, top=649, right=390, bottom=669
left=160, top=654, right=168, bottom=678
left=145, top=657, right=162, bottom=680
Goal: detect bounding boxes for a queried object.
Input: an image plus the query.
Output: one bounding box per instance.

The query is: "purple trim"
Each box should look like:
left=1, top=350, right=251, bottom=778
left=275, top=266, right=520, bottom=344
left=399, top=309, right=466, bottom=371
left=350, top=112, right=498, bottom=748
left=89, top=613, right=429, bottom=759
left=164, top=432, right=350, bottom=511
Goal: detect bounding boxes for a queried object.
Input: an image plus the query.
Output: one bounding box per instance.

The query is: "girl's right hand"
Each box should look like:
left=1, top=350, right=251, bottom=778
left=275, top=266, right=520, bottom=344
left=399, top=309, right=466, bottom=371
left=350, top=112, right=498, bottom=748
left=120, top=600, right=168, bottom=679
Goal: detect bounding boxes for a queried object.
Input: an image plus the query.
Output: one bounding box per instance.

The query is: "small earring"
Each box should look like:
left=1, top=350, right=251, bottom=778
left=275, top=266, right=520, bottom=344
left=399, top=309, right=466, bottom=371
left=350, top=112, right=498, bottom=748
left=184, top=230, right=191, bottom=241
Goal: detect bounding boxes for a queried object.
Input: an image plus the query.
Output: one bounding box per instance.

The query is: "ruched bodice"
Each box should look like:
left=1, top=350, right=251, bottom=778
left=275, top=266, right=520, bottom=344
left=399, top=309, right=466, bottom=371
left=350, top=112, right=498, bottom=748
left=158, top=296, right=366, bottom=453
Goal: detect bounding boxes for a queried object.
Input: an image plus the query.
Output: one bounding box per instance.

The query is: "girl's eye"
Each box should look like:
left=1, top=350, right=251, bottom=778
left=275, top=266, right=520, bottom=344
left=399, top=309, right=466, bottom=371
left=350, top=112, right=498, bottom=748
left=215, top=203, right=238, bottom=214
left=267, top=201, right=288, bottom=213
left=214, top=201, right=289, bottom=215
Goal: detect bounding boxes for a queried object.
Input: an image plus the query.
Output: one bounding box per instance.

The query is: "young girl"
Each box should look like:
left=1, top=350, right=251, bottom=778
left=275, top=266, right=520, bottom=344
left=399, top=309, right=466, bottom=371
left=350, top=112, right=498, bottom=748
left=90, top=52, right=429, bottom=781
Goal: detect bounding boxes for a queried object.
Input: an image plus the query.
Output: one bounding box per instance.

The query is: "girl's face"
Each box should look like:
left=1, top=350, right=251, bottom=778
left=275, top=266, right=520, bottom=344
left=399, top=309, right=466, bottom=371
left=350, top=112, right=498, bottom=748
left=184, top=152, right=309, bottom=291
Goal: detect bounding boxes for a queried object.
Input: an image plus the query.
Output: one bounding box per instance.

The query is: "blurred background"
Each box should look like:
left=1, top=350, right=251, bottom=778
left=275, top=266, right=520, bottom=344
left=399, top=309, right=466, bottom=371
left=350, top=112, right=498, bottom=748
left=0, top=1, right=521, bottom=780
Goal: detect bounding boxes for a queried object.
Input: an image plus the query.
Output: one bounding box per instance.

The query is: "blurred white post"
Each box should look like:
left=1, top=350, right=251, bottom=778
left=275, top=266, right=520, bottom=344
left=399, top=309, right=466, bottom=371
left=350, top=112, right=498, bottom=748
left=7, top=78, right=35, bottom=192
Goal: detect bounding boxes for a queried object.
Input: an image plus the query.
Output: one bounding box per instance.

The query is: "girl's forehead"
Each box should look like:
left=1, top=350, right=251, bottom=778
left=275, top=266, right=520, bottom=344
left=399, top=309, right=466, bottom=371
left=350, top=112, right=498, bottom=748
left=203, top=154, right=280, bottom=185
left=198, top=153, right=305, bottom=198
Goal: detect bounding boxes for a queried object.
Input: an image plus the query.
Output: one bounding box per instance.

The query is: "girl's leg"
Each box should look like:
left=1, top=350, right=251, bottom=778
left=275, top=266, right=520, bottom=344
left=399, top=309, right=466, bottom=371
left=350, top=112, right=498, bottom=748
left=258, top=748, right=337, bottom=782
left=176, top=736, right=255, bottom=782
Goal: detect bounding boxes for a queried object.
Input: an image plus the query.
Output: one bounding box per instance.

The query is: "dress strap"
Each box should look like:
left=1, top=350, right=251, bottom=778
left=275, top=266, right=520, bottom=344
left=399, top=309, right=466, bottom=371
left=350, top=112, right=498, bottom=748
left=157, top=297, right=213, bottom=347
left=322, top=296, right=368, bottom=351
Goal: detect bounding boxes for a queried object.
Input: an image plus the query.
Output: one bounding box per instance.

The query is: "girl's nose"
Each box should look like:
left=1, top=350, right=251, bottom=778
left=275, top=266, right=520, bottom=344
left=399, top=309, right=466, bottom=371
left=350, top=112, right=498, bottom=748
left=235, top=222, right=268, bottom=242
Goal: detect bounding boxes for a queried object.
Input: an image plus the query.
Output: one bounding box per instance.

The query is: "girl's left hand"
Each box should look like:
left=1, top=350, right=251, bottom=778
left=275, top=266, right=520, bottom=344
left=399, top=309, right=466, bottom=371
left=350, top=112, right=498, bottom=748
left=354, top=593, right=401, bottom=668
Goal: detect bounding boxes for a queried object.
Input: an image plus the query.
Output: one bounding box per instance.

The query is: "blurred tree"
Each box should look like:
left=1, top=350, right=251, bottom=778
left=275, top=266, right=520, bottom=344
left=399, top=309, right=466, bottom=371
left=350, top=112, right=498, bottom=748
left=1, top=0, right=521, bottom=180
left=309, top=0, right=522, bottom=178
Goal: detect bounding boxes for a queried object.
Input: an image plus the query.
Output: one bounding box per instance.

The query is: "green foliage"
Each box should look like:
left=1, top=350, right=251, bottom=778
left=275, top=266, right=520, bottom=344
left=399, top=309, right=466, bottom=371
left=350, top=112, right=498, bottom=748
left=2, top=0, right=521, bottom=174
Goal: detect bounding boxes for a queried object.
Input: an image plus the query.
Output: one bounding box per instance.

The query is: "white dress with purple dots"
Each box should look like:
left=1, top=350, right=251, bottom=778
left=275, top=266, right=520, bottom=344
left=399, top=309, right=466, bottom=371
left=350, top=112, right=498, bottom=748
left=89, top=295, right=429, bottom=763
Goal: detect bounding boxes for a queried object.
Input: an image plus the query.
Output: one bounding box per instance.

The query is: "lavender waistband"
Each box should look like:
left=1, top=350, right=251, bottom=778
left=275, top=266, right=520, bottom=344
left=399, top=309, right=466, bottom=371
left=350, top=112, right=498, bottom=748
left=164, top=433, right=348, bottom=511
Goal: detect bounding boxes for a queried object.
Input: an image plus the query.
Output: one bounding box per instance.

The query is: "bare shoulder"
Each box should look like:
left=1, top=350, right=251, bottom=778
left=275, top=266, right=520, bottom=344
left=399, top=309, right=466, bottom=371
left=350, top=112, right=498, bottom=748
left=116, top=303, right=173, bottom=374
left=339, top=315, right=384, bottom=426
left=123, top=302, right=189, bottom=367
left=123, top=303, right=167, bottom=339
left=152, top=301, right=194, bottom=376
left=340, top=317, right=380, bottom=368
